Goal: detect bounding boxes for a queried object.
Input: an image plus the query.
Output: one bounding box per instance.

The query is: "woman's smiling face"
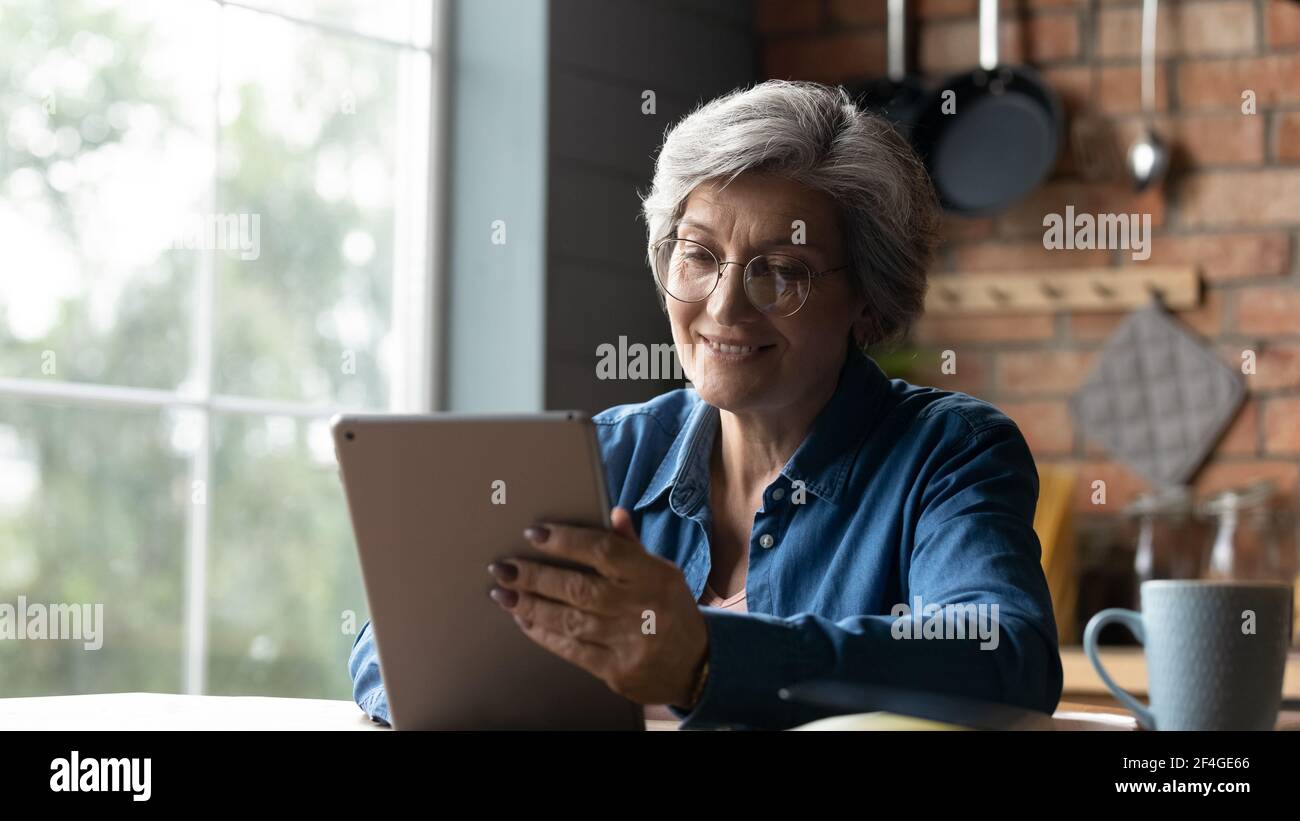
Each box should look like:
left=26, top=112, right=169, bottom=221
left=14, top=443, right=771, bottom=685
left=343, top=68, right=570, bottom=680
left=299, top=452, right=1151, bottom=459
left=665, top=173, right=868, bottom=415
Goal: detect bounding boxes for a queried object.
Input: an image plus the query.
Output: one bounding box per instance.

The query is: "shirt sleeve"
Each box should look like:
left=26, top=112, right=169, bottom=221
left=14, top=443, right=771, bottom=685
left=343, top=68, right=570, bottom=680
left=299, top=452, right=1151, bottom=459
left=348, top=620, right=392, bottom=725
left=670, top=420, right=1063, bottom=730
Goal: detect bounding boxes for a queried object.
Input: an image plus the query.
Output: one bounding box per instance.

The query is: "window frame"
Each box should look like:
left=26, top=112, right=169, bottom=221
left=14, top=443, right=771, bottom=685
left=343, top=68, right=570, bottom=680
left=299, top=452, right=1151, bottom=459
left=0, top=0, right=448, bottom=694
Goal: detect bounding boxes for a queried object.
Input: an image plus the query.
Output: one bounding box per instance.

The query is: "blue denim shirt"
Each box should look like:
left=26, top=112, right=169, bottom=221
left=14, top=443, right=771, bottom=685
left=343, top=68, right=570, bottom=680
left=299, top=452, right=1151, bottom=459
left=349, top=351, right=1063, bottom=729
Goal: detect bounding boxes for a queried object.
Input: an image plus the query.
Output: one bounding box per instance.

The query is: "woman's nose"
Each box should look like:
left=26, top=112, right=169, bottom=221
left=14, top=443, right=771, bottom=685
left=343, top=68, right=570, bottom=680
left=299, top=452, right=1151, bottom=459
left=707, top=261, right=759, bottom=324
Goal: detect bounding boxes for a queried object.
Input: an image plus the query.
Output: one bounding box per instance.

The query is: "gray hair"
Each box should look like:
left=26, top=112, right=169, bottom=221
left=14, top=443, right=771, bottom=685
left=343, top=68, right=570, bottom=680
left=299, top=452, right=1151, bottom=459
left=640, top=80, right=939, bottom=346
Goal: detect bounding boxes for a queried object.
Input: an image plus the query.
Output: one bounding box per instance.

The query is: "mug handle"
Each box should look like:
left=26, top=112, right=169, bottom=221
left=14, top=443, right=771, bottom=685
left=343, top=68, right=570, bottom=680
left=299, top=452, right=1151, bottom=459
left=1082, top=608, right=1156, bottom=730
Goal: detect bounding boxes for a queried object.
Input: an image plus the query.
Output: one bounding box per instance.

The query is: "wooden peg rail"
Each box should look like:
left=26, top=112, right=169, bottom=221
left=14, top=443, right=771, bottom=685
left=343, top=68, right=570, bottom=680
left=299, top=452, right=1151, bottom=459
left=924, top=266, right=1200, bottom=315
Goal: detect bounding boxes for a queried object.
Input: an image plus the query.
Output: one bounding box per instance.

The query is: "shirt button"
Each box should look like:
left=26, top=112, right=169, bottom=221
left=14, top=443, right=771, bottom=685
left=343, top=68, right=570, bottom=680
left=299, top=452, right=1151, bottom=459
left=771, top=487, right=785, bottom=501
left=759, top=534, right=775, bottom=550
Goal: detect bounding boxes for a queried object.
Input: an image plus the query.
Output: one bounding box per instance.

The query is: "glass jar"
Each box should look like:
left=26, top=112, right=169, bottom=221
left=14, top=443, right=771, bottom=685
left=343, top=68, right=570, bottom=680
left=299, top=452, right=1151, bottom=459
left=1198, top=480, right=1281, bottom=581
left=1123, top=486, right=1204, bottom=586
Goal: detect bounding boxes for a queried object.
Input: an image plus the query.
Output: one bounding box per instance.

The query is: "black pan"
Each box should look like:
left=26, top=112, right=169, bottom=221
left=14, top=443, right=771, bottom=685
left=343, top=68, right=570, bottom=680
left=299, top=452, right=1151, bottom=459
left=910, top=0, right=1063, bottom=215
left=846, top=0, right=926, bottom=137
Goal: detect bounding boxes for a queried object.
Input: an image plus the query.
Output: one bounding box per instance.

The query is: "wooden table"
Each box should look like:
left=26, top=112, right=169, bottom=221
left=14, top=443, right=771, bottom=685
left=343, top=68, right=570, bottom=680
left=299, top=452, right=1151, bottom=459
left=1061, top=646, right=1300, bottom=701
left=0, top=692, right=1136, bottom=730
left=0, top=693, right=385, bottom=731
left=7, top=649, right=1294, bottom=730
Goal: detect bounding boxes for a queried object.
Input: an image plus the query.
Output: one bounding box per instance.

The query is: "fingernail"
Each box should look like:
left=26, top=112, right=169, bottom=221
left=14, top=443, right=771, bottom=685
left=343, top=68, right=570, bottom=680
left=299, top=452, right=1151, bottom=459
left=487, top=561, right=518, bottom=582
left=523, top=526, right=550, bottom=543
left=489, top=587, right=518, bottom=610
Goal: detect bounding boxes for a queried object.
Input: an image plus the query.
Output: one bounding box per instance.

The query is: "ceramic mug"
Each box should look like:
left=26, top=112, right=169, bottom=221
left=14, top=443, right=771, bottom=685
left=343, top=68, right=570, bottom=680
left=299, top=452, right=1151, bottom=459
left=1083, top=580, right=1292, bottom=730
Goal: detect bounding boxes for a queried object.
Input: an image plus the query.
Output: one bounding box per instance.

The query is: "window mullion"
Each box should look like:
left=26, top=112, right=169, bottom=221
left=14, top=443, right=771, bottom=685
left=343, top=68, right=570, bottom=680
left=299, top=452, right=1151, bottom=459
left=181, top=7, right=223, bottom=697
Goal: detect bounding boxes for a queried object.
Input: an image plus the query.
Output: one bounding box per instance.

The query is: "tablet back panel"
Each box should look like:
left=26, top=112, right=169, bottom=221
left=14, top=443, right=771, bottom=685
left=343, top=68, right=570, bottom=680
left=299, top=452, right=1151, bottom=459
left=333, top=412, right=643, bottom=730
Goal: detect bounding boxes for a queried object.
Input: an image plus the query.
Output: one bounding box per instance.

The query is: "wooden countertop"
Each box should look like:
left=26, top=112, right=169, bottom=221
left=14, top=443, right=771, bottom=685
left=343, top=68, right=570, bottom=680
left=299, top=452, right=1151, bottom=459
left=0, top=692, right=1135, bottom=731
left=1061, top=646, right=1300, bottom=698
left=2, top=685, right=1288, bottom=730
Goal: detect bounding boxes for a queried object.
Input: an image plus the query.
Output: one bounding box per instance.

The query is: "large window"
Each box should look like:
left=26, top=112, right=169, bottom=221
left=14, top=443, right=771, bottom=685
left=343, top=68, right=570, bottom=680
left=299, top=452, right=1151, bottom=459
left=0, top=0, right=440, bottom=699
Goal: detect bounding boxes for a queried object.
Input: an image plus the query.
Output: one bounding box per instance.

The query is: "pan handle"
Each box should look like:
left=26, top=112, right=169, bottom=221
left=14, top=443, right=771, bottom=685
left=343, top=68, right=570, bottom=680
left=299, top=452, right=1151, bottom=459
left=1140, top=0, right=1159, bottom=119
left=979, top=0, right=998, bottom=71
left=887, top=0, right=905, bottom=82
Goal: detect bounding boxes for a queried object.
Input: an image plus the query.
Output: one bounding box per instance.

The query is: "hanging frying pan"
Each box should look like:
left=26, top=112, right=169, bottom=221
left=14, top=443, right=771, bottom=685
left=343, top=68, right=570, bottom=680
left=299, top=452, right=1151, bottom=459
left=845, top=0, right=926, bottom=136
left=911, top=0, right=1063, bottom=215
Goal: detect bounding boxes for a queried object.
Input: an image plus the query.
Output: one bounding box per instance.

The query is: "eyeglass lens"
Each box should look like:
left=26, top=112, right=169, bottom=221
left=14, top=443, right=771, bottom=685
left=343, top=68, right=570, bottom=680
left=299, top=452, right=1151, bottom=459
left=653, top=239, right=811, bottom=317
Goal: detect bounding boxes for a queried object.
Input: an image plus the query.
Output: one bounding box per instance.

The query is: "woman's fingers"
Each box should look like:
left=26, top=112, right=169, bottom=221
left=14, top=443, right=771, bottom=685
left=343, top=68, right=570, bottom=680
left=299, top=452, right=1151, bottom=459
left=491, top=558, right=617, bottom=613
left=508, top=603, right=615, bottom=680
left=523, top=522, right=638, bottom=579
left=609, top=506, right=640, bottom=544
left=488, top=508, right=707, bottom=703
left=505, top=591, right=624, bottom=644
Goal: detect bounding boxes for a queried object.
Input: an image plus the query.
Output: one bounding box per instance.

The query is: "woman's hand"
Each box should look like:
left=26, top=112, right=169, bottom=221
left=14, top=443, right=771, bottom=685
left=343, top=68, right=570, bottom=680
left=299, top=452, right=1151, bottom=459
left=487, top=507, right=709, bottom=708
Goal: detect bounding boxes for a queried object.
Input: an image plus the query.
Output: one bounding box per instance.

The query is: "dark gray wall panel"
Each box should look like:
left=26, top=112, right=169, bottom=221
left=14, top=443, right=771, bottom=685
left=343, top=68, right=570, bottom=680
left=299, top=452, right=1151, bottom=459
left=550, top=71, right=699, bottom=178
left=547, top=260, right=666, bottom=360
left=545, top=0, right=756, bottom=411
left=548, top=163, right=650, bottom=268
left=551, top=0, right=755, bottom=98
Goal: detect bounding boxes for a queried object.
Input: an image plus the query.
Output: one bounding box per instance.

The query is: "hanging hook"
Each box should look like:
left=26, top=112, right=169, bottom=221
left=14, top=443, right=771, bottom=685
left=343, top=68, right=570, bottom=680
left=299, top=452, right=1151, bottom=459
left=1146, top=280, right=1168, bottom=310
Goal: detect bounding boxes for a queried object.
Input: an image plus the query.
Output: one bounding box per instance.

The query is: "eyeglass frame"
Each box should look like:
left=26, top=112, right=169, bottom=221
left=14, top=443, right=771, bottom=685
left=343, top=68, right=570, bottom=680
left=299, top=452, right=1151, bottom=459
left=649, top=236, right=853, bottom=318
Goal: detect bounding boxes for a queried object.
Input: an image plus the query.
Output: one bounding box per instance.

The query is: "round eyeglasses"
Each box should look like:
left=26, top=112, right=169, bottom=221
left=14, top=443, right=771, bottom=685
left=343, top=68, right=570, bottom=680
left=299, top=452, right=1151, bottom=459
left=651, top=237, right=851, bottom=318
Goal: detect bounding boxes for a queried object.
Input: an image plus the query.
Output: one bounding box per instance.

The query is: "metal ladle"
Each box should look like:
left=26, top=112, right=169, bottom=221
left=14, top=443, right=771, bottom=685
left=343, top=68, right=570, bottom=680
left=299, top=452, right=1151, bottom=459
left=1127, top=0, right=1169, bottom=190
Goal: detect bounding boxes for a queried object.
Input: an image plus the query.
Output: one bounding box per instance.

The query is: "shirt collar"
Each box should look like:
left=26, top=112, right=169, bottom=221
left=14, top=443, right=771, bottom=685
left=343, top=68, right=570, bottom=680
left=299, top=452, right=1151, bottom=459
left=633, top=351, right=888, bottom=514
left=633, top=396, right=717, bottom=518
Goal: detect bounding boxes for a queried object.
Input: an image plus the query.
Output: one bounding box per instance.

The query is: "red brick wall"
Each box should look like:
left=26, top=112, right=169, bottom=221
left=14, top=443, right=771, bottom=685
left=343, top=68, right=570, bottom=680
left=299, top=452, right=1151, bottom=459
left=760, top=0, right=1300, bottom=513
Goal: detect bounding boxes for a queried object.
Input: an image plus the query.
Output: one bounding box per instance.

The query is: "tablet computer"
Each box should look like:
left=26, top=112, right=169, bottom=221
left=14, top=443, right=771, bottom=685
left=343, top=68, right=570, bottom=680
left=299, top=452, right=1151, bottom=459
left=332, top=411, right=644, bottom=730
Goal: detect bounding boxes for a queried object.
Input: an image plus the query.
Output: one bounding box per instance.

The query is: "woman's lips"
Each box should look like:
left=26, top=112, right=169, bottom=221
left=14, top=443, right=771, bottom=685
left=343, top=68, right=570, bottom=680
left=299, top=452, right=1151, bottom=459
left=699, top=334, right=775, bottom=361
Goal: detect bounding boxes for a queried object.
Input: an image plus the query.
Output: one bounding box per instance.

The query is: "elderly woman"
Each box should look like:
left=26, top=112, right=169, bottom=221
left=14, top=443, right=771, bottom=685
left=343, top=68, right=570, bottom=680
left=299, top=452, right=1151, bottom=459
left=349, top=80, right=1062, bottom=730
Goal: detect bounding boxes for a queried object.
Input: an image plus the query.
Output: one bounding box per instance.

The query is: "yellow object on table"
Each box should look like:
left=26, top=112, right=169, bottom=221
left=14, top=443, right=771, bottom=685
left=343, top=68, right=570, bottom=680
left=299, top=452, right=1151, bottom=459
left=794, top=712, right=968, bottom=731
left=1034, top=464, right=1078, bottom=645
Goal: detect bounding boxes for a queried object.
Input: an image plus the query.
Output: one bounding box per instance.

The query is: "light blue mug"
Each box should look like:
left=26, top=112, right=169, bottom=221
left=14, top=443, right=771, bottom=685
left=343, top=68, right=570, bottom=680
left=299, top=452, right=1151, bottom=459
left=1083, top=580, right=1292, bottom=730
